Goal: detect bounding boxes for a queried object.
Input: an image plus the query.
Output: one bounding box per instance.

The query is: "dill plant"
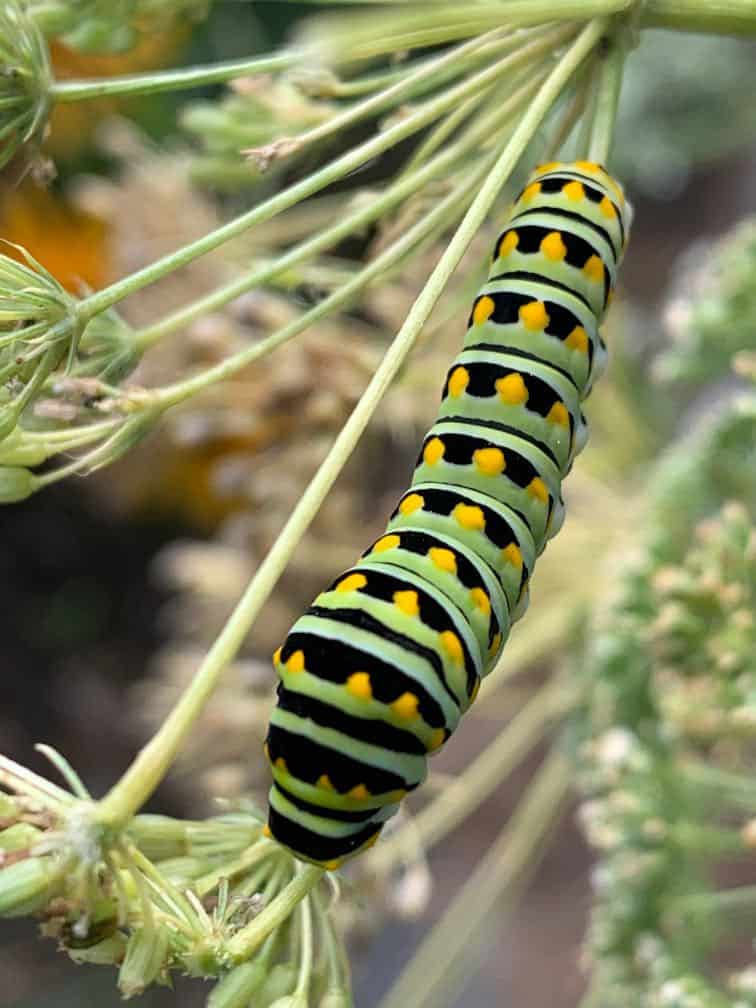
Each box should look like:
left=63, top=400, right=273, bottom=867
left=0, top=1, right=755, bottom=1006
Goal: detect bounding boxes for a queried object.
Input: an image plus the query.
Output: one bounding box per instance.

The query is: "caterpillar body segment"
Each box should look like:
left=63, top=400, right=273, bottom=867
left=264, top=161, right=632, bottom=868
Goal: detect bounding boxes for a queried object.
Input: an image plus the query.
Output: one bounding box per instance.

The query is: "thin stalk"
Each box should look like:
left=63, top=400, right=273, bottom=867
left=49, top=53, right=295, bottom=102
left=367, top=679, right=571, bottom=873
left=546, top=71, right=592, bottom=158
left=293, top=0, right=632, bottom=22
left=641, top=0, right=756, bottom=35
left=76, top=28, right=568, bottom=324
left=280, top=29, right=515, bottom=155
left=226, top=864, right=324, bottom=963
left=93, top=19, right=603, bottom=831
left=294, top=892, right=314, bottom=997
left=587, top=32, right=626, bottom=163
left=377, top=750, right=571, bottom=1008
left=136, top=65, right=546, bottom=350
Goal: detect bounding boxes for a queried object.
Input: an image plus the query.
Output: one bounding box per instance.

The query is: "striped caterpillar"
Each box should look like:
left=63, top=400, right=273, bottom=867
left=263, top=161, right=632, bottom=868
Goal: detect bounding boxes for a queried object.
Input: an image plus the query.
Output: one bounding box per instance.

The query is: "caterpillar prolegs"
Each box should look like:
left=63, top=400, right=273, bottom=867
left=263, top=161, right=632, bottom=868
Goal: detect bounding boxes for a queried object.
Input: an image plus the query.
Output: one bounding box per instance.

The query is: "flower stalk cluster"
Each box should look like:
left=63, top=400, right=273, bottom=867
left=0, top=754, right=349, bottom=1004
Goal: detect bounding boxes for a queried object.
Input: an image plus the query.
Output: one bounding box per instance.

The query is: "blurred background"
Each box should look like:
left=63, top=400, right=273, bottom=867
left=2, top=3, right=756, bottom=1005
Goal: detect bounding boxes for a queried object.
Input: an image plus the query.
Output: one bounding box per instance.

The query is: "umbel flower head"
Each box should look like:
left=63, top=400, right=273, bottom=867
left=0, top=1, right=52, bottom=168
left=0, top=245, right=82, bottom=439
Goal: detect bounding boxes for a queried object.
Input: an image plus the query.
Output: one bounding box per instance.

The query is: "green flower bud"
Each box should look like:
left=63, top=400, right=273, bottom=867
left=258, top=963, right=298, bottom=1004
left=208, top=960, right=268, bottom=1008
left=267, top=996, right=309, bottom=1008
left=0, top=823, right=42, bottom=852
left=118, top=924, right=170, bottom=998
left=318, top=988, right=355, bottom=1008
left=0, top=466, right=37, bottom=502
left=0, top=856, right=56, bottom=916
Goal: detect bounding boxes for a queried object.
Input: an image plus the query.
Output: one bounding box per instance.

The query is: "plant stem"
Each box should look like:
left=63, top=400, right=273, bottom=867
left=367, top=679, right=571, bottom=873
left=75, top=29, right=566, bottom=325
left=135, top=65, right=546, bottom=350
left=641, top=0, right=756, bottom=35
left=376, top=750, right=571, bottom=1008
left=226, top=864, right=323, bottom=964
left=588, top=31, right=626, bottom=163
left=49, top=53, right=295, bottom=102
left=93, top=19, right=603, bottom=830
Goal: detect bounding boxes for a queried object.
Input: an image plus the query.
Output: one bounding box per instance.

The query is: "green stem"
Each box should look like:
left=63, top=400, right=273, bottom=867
left=93, top=19, right=602, bottom=831
left=367, top=680, right=571, bottom=873
left=226, top=865, right=323, bottom=964
left=377, top=750, right=571, bottom=1008
left=76, top=29, right=564, bottom=324
left=294, top=890, right=314, bottom=997
left=641, top=0, right=756, bottom=35
left=278, top=29, right=513, bottom=157
left=587, top=30, right=626, bottom=163
left=48, top=53, right=295, bottom=103
left=136, top=64, right=547, bottom=350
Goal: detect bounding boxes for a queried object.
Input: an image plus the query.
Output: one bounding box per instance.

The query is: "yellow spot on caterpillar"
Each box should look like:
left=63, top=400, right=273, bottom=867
left=519, top=300, right=549, bottom=331
left=565, top=325, right=588, bottom=353
left=535, top=161, right=560, bottom=174
left=496, top=372, right=528, bottom=405
left=273, top=646, right=282, bottom=665
left=287, top=650, right=305, bottom=673
left=575, top=160, right=600, bottom=173
left=497, top=230, right=519, bottom=258
left=470, top=586, right=491, bottom=614
left=583, top=254, right=604, bottom=283
left=324, top=858, right=342, bottom=871
left=317, top=774, right=334, bottom=791
left=563, top=180, right=585, bottom=201
left=275, top=757, right=288, bottom=772
left=373, top=533, right=400, bottom=553
left=423, top=437, right=445, bottom=465
left=394, top=589, right=420, bottom=618
left=348, top=784, right=370, bottom=801
left=527, top=477, right=549, bottom=504
left=441, top=630, right=463, bottom=664
left=453, top=503, right=485, bottom=531
left=448, top=366, right=469, bottom=397
left=400, top=493, right=424, bottom=515
left=546, top=401, right=569, bottom=427
left=599, top=195, right=617, bottom=219
left=470, top=679, right=481, bottom=703
left=540, top=231, right=567, bottom=262
left=521, top=181, right=541, bottom=202
left=428, top=728, right=446, bottom=752
left=263, top=824, right=272, bottom=838
left=472, top=295, right=494, bottom=325
left=364, top=831, right=380, bottom=851
left=391, top=692, right=419, bottom=719
left=473, top=447, right=506, bottom=477
left=336, top=572, right=367, bottom=593
left=502, top=543, right=523, bottom=569
left=263, top=741, right=270, bottom=759
left=346, top=671, right=373, bottom=701
left=488, top=631, right=502, bottom=656
left=429, top=546, right=457, bottom=574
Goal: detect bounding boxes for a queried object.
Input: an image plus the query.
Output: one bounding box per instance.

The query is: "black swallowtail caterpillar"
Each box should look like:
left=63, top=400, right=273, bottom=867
left=263, top=160, right=632, bottom=868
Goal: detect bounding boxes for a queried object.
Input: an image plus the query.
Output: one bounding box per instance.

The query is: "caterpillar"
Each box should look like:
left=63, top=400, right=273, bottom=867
left=263, top=160, right=632, bottom=869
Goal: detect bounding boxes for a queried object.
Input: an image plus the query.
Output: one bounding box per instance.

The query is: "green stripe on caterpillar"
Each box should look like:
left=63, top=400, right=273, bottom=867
left=264, top=161, right=632, bottom=869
